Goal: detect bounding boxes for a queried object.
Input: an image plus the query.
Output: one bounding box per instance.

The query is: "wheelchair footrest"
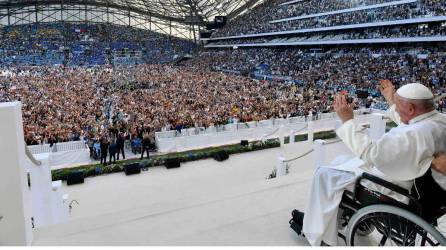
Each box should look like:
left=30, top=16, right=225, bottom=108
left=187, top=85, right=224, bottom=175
left=289, top=218, right=303, bottom=236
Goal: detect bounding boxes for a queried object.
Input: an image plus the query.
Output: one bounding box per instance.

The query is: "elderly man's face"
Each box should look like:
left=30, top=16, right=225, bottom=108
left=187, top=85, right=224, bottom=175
left=394, top=93, right=415, bottom=124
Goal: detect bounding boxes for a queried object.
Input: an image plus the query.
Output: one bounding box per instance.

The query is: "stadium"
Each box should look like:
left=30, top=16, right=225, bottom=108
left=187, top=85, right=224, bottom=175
left=0, top=0, right=445, bottom=246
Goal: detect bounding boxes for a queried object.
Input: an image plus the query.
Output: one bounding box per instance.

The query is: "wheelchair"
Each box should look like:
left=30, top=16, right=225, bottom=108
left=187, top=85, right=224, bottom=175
left=290, top=169, right=446, bottom=246
left=131, top=138, right=142, bottom=154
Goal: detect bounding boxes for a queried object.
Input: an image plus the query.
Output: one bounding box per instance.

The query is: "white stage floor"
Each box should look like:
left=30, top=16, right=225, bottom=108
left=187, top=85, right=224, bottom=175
left=33, top=141, right=350, bottom=246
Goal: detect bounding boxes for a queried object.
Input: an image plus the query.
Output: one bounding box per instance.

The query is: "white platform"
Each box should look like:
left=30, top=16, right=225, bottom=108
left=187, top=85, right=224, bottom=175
left=32, top=140, right=350, bottom=246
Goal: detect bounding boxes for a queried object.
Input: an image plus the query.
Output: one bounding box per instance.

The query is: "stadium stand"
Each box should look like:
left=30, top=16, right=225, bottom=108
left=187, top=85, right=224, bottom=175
left=0, top=23, right=195, bottom=66
left=210, top=0, right=446, bottom=37
left=0, top=0, right=444, bottom=153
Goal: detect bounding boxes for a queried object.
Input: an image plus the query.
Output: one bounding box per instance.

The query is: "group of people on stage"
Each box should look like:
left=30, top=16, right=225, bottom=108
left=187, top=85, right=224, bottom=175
left=86, top=126, right=155, bottom=165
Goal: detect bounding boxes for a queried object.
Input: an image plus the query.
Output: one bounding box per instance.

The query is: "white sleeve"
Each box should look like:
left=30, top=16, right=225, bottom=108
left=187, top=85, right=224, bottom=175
left=386, top=104, right=402, bottom=125
left=336, top=120, right=435, bottom=181
left=335, top=119, right=371, bottom=158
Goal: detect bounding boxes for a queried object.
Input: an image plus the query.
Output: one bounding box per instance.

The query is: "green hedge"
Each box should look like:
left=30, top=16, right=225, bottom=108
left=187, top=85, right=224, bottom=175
left=51, top=130, right=338, bottom=182
left=51, top=138, right=279, bottom=181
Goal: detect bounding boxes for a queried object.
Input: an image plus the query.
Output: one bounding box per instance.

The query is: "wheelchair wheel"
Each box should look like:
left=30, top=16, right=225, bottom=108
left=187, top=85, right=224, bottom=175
left=347, top=204, right=446, bottom=246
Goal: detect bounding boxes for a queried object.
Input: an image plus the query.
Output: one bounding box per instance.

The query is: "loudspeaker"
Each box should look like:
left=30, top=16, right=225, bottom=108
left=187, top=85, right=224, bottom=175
left=214, top=16, right=227, bottom=28
left=124, top=163, right=141, bottom=175
left=213, top=150, right=229, bottom=162
left=199, top=31, right=213, bottom=39
left=215, top=16, right=227, bottom=24
left=67, top=171, right=84, bottom=185
left=165, top=158, right=181, bottom=169
left=241, top=140, right=249, bottom=146
left=139, top=161, right=149, bottom=171
left=206, top=23, right=217, bottom=30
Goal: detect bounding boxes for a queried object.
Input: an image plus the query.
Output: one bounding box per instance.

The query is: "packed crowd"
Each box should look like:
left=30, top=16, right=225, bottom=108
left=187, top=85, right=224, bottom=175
left=273, top=0, right=396, bottom=20
left=1, top=44, right=445, bottom=146
left=0, top=64, right=340, bottom=145
left=270, top=1, right=446, bottom=33
left=0, top=0, right=445, bottom=157
left=211, top=0, right=446, bottom=37
left=184, top=46, right=446, bottom=97
left=208, top=22, right=446, bottom=46
left=0, top=67, right=108, bottom=145
left=0, top=23, right=196, bottom=66
left=111, top=65, right=335, bottom=133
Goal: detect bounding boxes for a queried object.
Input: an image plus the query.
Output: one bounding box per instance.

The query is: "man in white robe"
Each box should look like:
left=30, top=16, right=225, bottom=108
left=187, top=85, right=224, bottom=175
left=296, top=80, right=446, bottom=246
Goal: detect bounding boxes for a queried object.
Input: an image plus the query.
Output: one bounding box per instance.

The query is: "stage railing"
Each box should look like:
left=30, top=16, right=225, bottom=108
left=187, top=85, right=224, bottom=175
left=155, top=109, right=385, bottom=152
left=28, top=140, right=88, bottom=155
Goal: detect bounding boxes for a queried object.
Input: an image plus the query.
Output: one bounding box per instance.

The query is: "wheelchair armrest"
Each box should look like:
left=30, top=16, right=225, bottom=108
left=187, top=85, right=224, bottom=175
left=354, top=172, right=422, bottom=214
left=358, top=172, right=410, bottom=196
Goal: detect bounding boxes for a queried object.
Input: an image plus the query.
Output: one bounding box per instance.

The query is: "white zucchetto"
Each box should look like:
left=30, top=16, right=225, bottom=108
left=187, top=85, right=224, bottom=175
left=396, top=83, right=434, bottom=100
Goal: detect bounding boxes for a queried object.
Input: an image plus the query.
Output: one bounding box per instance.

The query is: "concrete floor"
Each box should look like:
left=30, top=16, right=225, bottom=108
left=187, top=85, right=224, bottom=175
left=33, top=140, right=351, bottom=246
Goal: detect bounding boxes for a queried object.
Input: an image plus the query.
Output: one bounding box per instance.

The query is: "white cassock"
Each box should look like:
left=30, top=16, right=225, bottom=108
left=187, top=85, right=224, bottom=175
left=302, top=105, right=446, bottom=246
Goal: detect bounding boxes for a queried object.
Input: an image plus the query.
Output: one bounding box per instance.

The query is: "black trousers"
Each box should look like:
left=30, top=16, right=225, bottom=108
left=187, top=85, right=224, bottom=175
left=109, top=153, right=116, bottom=164
left=89, top=147, right=94, bottom=157
left=141, top=146, right=150, bottom=160
left=117, top=146, right=125, bottom=160
left=100, top=152, right=108, bottom=165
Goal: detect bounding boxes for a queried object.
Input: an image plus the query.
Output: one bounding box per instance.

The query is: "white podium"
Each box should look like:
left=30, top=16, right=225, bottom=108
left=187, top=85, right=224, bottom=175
left=0, top=102, right=33, bottom=245
left=26, top=155, right=69, bottom=229
left=0, top=102, right=69, bottom=246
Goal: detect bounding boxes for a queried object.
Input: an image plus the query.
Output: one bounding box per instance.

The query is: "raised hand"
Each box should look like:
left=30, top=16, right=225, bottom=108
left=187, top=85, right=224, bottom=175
left=379, top=79, right=395, bottom=106
left=333, top=95, right=354, bottom=123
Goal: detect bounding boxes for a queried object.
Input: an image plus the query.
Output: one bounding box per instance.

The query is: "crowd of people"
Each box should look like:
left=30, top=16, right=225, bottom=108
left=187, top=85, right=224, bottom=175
left=1, top=44, right=445, bottom=148
left=0, top=4, right=444, bottom=153
left=211, top=0, right=446, bottom=37
left=111, top=65, right=336, bottom=132
left=0, top=66, right=109, bottom=145
left=184, top=46, right=446, bottom=108
left=0, top=63, right=349, bottom=147
left=0, top=64, right=341, bottom=147
left=0, top=23, right=196, bottom=66
left=273, top=0, right=396, bottom=20
left=207, top=22, right=446, bottom=46
left=184, top=46, right=446, bottom=90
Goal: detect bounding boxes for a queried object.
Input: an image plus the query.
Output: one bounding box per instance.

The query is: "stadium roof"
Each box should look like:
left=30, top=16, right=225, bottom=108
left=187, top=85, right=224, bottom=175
left=0, top=0, right=262, bottom=25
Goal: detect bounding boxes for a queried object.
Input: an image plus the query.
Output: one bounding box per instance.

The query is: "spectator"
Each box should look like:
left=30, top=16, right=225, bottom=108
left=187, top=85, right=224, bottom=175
left=141, top=131, right=151, bottom=160
left=116, top=133, right=126, bottom=160
left=100, top=136, right=110, bottom=165
left=87, top=135, right=95, bottom=158
left=108, top=139, right=118, bottom=165
left=93, top=140, right=101, bottom=160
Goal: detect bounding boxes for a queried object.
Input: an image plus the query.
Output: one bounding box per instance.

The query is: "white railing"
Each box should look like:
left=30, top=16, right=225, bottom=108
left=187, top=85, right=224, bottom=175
left=205, top=36, right=446, bottom=48
left=28, top=140, right=87, bottom=155
left=155, top=109, right=385, bottom=153
left=155, top=109, right=380, bottom=139
left=280, top=0, right=307, bottom=6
